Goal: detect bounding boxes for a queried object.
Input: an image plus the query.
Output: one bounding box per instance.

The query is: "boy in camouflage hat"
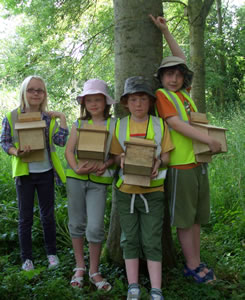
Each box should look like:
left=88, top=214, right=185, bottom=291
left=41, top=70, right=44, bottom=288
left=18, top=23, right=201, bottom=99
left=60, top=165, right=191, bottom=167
left=110, top=76, right=174, bottom=300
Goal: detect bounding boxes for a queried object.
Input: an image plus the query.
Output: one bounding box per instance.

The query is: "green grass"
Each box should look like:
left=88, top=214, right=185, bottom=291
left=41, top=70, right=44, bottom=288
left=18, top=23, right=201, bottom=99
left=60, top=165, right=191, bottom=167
left=0, top=107, right=245, bottom=299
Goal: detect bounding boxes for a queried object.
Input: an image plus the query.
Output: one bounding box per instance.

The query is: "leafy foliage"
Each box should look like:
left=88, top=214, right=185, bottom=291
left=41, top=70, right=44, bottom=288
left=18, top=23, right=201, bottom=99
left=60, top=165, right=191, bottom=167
left=205, top=2, right=245, bottom=109
left=0, top=0, right=114, bottom=121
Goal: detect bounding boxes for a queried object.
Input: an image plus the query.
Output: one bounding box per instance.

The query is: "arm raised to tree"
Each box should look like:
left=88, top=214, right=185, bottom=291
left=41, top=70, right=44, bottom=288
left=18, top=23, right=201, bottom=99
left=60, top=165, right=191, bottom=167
left=149, top=14, right=186, bottom=61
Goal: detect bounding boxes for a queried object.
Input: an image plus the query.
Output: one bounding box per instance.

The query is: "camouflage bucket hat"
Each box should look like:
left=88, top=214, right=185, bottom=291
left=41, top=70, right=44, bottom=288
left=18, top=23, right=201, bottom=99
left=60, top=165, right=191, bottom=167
left=120, top=76, right=156, bottom=101
left=157, top=56, right=194, bottom=88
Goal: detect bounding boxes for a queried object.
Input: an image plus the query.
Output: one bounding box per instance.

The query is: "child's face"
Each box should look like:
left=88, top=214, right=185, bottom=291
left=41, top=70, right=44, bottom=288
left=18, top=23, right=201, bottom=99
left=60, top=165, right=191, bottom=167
left=84, top=93, right=106, bottom=119
left=161, top=68, right=184, bottom=92
left=126, top=93, right=151, bottom=120
left=26, top=79, right=46, bottom=109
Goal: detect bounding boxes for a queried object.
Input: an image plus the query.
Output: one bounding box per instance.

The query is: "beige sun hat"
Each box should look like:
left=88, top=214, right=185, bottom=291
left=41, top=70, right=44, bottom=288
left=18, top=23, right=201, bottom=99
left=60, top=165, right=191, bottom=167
left=77, top=79, right=115, bottom=104
left=156, top=56, right=194, bottom=88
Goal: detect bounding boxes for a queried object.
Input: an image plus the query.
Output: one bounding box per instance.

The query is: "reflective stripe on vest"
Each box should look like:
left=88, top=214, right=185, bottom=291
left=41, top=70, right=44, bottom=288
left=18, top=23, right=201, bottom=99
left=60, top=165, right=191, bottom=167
left=7, top=108, right=66, bottom=183
left=66, top=118, right=117, bottom=184
left=49, top=118, right=66, bottom=184
left=157, top=88, right=198, bottom=166
left=115, top=115, right=167, bottom=188
left=6, top=108, right=29, bottom=177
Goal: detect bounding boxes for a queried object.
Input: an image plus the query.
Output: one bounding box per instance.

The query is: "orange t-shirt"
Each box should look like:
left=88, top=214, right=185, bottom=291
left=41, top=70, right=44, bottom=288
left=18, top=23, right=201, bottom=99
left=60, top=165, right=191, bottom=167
left=155, top=88, right=200, bottom=170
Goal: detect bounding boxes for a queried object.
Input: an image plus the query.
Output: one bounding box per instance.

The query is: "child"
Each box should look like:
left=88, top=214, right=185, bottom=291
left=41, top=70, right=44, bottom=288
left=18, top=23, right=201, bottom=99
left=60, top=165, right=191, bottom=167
left=0, top=75, right=68, bottom=271
left=150, top=15, right=221, bottom=283
left=65, top=79, right=116, bottom=291
left=110, top=76, right=174, bottom=300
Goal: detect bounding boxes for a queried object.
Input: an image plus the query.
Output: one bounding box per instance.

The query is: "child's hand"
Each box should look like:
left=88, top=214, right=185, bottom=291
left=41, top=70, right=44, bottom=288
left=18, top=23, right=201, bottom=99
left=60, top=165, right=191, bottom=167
left=47, top=111, right=67, bottom=129
left=120, top=153, right=125, bottom=169
left=151, top=158, right=161, bottom=179
left=208, top=138, right=222, bottom=154
left=16, top=145, right=31, bottom=157
left=47, top=111, right=66, bottom=119
left=75, top=161, right=99, bottom=175
left=96, top=163, right=107, bottom=176
left=149, top=14, right=168, bottom=32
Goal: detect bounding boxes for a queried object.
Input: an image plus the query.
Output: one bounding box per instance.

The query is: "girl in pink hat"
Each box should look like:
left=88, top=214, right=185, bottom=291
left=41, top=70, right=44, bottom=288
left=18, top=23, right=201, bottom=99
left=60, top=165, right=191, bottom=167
left=65, top=79, right=116, bottom=291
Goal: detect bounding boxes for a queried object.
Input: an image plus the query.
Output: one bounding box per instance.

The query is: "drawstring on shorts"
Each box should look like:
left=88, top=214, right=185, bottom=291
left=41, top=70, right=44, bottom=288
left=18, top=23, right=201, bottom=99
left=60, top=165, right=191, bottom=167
left=130, top=194, right=149, bottom=214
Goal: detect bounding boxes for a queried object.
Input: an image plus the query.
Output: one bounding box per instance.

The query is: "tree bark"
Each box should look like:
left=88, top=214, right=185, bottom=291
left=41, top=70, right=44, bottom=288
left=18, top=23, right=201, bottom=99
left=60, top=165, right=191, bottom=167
left=187, top=0, right=214, bottom=112
left=215, top=0, right=226, bottom=106
left=113, top=0, right=163, bottom=114
left=106, top=0, right=177, bottom=269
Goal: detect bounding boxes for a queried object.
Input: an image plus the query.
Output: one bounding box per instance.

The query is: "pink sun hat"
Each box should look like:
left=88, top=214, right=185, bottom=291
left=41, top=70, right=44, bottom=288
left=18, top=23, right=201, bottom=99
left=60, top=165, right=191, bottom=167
left=76, top=79, right=115, bottom=105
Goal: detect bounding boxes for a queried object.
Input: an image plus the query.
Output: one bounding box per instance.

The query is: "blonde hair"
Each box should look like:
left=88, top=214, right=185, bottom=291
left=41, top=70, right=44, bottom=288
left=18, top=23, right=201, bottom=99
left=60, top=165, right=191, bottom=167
left=19, top=75, right=48, bottom=111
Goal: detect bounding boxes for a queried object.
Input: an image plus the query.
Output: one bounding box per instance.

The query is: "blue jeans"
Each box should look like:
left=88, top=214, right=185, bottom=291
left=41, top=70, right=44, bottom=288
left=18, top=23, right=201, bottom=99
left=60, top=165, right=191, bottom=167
left=16, top=169, right=56, bottom=261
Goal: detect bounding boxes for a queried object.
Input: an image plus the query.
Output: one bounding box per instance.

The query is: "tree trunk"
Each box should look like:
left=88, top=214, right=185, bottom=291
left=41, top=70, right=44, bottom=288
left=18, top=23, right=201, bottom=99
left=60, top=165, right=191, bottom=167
left=187, top=0, right=214, bottom=112
left=215, top=0, right=226, bottom=106
left=106, top=0, right=177, bottom=269
left=113, top=0, right=163, bottom=112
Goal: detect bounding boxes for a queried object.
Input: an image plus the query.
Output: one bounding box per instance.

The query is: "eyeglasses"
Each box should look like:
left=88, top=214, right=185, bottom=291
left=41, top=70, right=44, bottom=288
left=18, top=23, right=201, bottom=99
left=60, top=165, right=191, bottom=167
left=27, top=88, right=45, bottom=95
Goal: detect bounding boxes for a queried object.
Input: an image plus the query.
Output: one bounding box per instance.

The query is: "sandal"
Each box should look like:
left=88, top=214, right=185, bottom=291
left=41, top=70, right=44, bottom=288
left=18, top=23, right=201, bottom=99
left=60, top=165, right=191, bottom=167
left=89, top=271, right=112, bottom=291
left=184, top=264, right=216, bottom=284
left=150, top=288, right=164, bottom=300
left=70, top=267, right=86, bottom=288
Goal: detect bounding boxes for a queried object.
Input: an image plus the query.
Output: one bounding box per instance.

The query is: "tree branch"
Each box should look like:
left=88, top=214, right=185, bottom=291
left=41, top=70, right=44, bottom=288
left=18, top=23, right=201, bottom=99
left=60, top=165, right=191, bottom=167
left=71, top=23, right=114, bottom=57
left=162, top=0, right=187, bottom=8
left=201, top=0, right=215, bottom=19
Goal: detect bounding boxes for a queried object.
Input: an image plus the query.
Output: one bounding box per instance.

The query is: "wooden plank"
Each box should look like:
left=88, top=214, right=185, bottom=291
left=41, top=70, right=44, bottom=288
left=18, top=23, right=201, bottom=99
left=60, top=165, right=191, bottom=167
left=192, top=123, right=228, bottom=155
left=21, top=150, right=45, bottom=162
left=18, top=128, right=45, bottom=151
left=124, top=140, right=156, bottom=176
left=77, top=159, right=104, bottom=169
left=124, top=174, right=151, bottom=187
left=83, top=123, right=107, bottom=131
left=192, top=125, right=210, bottom=154
left=190, top=112, right=208, bottom=124
left=209, top=128, right=228, bottom=153
left=18, top=112, right=41, bottom=122
left=125, top=137, right=157, bottom=148
left=77, top=126, right=109, bottom=160
left=15, top=120, right=46, bottom=130
left=77, top=150, right=105, bottom=160
left=193, top=122, right=227, bottom=131
left=195, top=153, right=212, bottom=163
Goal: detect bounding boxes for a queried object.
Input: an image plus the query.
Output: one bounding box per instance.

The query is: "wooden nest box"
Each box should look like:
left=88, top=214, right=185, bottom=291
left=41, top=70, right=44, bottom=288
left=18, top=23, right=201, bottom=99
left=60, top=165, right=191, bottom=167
left=15, top=112, right=46, bottom=162
left=77, top=124, right=109, bottom=161
left=190, top=112, right=228, bottom=163
left=123, top=138, right=157, bottom=187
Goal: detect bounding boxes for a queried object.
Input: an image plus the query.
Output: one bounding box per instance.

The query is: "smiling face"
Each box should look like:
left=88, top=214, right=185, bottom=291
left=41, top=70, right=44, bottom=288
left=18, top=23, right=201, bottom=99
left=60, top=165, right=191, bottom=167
left=25, top=78, right=46, bottom=111
left=84, top=93, right=106, bottom=120
left=161, top=67, right=184, bottom=92
left=126, top=93, right=151, bottom=121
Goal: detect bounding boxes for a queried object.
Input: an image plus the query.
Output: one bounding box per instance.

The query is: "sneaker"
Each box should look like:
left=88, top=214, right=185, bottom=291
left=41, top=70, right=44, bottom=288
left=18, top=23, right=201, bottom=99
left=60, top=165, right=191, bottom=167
left=127, top=283, right=140, bottom=300
left=150, top=288, right=164, bottom=300
left=22, top=259, right=34, bottom=271
left=47, top=255, right=59, bottom=269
